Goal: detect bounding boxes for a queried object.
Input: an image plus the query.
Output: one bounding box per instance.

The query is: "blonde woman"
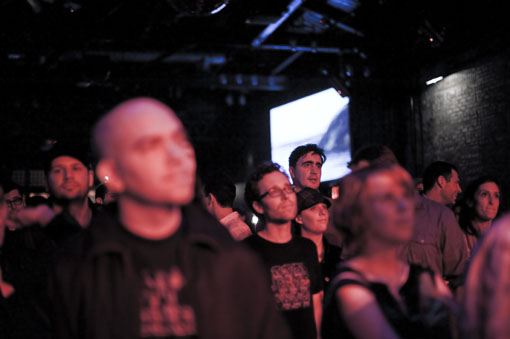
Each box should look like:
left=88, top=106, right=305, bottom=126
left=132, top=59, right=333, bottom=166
left=321, top=164, right=454, bottom=339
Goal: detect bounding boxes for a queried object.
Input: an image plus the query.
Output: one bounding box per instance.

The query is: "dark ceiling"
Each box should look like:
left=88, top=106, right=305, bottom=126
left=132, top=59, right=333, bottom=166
left=1, top=0, right=509, bottom=177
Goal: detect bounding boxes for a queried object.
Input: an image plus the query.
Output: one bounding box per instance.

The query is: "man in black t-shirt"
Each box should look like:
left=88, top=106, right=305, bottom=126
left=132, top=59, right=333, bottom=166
left=48, top=98, right=291, bottom=339
left=244, top=162, right=323, bottom=339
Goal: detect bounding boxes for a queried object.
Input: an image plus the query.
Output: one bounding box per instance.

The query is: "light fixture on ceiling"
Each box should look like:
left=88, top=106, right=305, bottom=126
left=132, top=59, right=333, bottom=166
left=425, top=76, right=443, bottom=85
left=327, top=0, right=360, bottom=13
left=167, top=0, right=229, bottom=17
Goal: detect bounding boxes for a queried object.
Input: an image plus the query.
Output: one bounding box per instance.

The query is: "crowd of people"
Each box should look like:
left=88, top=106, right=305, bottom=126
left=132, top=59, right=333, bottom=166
left=0, top=97, right=507, bottom=339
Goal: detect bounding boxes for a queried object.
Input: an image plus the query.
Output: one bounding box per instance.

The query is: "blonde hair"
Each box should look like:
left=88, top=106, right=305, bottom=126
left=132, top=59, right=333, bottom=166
left=332, top=163, right=414, bottom=257
left=461, top=214, right=510, bottom=339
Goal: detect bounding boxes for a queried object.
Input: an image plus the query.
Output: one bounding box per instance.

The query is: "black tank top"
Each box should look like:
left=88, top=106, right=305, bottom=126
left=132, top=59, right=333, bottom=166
left=321, top=264, right=452, bottom=339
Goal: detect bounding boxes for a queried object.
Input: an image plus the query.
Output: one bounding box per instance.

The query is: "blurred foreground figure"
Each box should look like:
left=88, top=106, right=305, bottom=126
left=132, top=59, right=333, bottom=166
left=49, top=98, right=291, bottom=339
left=461, top=214, right=510, bottom=339
left=322, top=164, right=454, bottom=339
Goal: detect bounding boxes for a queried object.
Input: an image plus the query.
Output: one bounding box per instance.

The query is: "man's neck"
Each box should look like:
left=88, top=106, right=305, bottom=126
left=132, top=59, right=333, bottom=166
left=423, top=188, right=445, bottom=205
left=215, top=206, right=234, bottom=221
left=66, top=198, right=92, bottom=228
left=258, top=221, right=292, bottom=243
left=118, top=197, right=182, bottom=240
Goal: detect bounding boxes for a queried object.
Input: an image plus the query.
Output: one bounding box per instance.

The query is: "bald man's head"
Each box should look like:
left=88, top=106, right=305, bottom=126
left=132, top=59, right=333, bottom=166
left=93, top=98, right=175, bottom=158
left=93, top=98, right=197, bottom=206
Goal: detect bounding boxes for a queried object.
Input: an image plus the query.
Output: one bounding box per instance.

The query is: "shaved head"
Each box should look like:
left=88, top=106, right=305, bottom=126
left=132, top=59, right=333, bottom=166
left=93, top=97, right=179, bottom=159
left=93, top=97, right=196, bottom=206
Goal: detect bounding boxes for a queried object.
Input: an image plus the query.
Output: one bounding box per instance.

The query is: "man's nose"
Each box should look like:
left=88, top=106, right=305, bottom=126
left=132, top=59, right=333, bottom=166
left=64, top=169, right=73, bottom=179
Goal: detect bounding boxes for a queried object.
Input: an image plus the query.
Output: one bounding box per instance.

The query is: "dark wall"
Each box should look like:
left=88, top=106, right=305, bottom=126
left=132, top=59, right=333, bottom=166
left=419, top=53, right=510, bottom=184
left=349, top=51, right=510, bottom=200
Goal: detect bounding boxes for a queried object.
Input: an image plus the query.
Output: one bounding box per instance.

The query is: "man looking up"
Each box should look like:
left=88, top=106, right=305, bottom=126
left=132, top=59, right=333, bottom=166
left=422, top=161, right=462, bottom=207
left=288, top=144, right=326, bottom=192
left=244, top=162, right=323, bottom=339
left=49, top=98, right=291, bottom=339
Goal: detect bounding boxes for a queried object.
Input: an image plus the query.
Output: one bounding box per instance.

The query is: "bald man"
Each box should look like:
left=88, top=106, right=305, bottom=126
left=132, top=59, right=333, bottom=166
left=48, top=98, right=291, bottom=339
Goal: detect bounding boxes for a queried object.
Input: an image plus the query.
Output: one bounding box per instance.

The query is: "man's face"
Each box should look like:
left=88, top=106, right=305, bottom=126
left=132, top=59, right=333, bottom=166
left=254, top=171, right=297, bottom=224
left=297, top=202, right=329, bottom=235
left=48, top=156, right=93, bottom=201
left=290, top=152, right=323, bottom=190
left=4, top=188, right=25, bottom=220
left=441, top=169, right=462, bottom=205
left=110, top=105, right=196, bottom=206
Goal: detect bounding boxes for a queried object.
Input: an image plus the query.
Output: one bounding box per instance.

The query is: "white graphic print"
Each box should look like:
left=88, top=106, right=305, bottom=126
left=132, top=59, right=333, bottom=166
left=270, top=262, right=311, bottom=310
left=140, top=267, right=196, bottom=337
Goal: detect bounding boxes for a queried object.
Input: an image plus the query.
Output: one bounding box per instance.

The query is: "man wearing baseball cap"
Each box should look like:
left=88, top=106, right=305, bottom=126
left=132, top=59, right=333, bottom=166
left=8, top=140, right=96, bottom=248
left=295, top=188, right=342, bottom=291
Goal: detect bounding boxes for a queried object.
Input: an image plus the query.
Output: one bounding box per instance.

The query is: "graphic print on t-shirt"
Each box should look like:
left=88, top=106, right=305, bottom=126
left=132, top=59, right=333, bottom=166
left=140, top=267, right=197, bottom=337
left=270, top=262, right=311, bottom=310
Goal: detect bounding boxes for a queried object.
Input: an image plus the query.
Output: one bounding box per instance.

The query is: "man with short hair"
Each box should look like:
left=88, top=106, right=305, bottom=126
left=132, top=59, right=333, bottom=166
left=49, top=98, right=291, bottom=339
left=244, top=162, right=322, bottom=339
left=202, top=176, right=252, bottom=240
left=3, top=180, right=26, bottom=219
left=422, top=161, right=462, bottom=207
left=1, top=180, right=27, bottom=232
left=288, top=144, right=326, bottom=192
left=6, top=143, right=96, bottom=247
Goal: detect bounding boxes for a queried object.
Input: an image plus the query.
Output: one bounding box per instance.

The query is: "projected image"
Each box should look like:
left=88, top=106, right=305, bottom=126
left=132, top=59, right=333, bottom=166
left=270, top=87, right=351, bottom=183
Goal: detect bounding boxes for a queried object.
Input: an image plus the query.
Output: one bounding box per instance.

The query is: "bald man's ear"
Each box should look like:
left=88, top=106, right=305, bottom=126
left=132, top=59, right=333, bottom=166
left=252, top=200, right=264, bottom=215
left=295, top=214, right=303, bottom=224
left=96, top=159, right=124, bottom=193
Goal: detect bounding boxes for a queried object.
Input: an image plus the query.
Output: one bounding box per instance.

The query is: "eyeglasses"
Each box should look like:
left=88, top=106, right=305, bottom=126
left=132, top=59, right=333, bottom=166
left=258, top=185, right=296, bottom=200
left=6, top=197, right=23, bottom=209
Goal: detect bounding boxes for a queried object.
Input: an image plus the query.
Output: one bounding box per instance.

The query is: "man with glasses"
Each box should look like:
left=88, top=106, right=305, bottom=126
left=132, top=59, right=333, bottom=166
left=2, top=180, right=26, bottom=228
left=244, top=162, right=323, bottom=339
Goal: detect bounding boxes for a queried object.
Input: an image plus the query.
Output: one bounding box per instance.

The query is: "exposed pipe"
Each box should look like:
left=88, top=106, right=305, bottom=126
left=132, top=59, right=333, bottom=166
left=251, top=0, right=304, bottom=47
left=271, top=51, right=304, bottom=75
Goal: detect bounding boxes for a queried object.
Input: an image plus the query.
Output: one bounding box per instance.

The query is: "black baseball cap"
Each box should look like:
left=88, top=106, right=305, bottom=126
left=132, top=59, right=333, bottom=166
left=296, top=188, right=331, bottom=214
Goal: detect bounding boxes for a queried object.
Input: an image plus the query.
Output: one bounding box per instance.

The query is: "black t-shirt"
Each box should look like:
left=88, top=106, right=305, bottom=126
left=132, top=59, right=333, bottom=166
left=117, top=224, right=198, bottom=339
left=243, top=234, right=322, bottom=339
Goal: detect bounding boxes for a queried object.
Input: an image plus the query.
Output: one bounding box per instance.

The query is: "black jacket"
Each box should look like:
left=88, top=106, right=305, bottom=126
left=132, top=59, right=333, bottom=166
left=48, top=203, right=291, bottom=339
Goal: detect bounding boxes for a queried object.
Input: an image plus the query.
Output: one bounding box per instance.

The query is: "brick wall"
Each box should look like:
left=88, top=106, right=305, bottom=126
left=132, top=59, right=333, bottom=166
left=349, top=52, right=510, bottom=207
left=420, top=54, right=510, bottom=186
